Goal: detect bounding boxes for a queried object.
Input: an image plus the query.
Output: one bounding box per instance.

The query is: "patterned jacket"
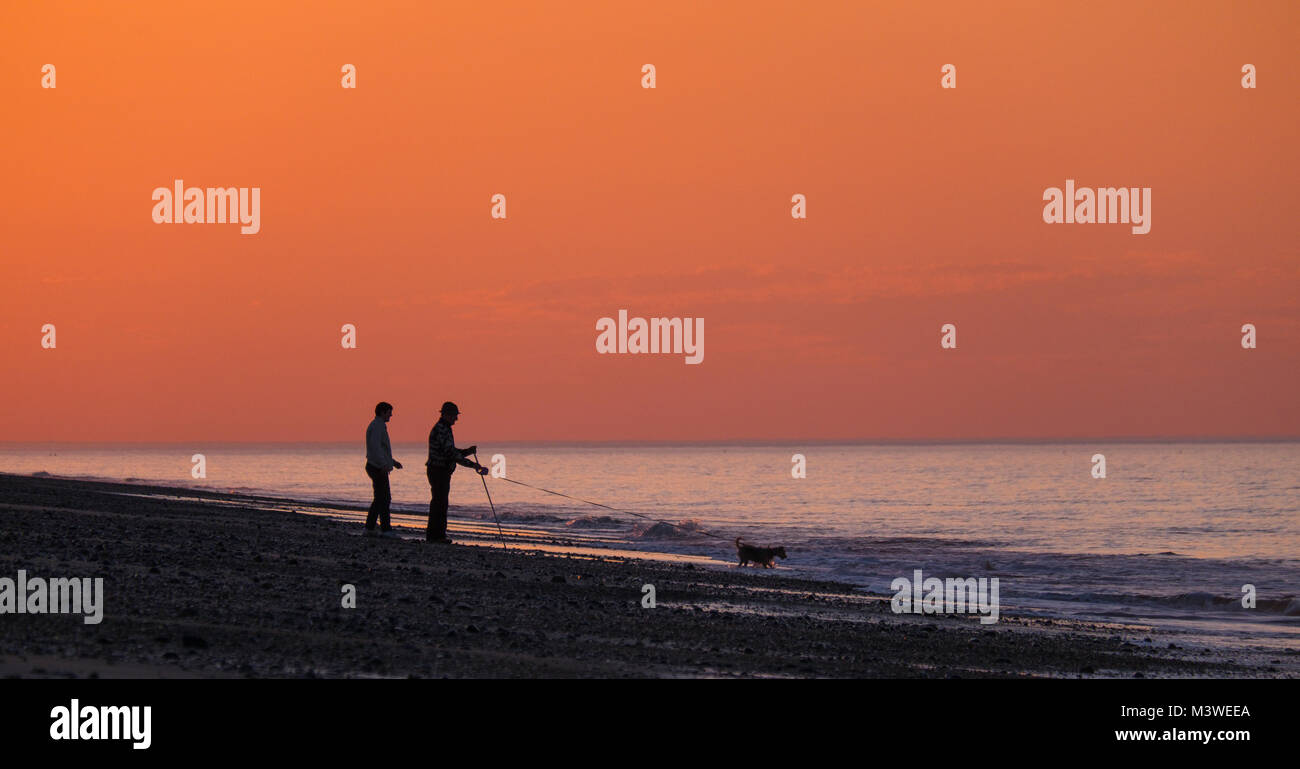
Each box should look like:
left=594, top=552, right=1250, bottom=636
left=427, top=419, right=476, bottom=472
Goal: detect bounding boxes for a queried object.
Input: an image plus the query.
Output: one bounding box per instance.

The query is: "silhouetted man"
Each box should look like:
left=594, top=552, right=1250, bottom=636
left=426, top=401, right=487, bottom=543
left=364, top=401, right=403, bottom=537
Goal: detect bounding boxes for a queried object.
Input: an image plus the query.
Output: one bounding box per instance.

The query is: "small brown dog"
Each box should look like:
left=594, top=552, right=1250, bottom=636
left=735, top=537, right=787, bottom=568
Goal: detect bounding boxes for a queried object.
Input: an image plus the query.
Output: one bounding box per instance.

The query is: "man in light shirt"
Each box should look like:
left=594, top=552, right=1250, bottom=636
left=364, top=401, right=403, bottom=537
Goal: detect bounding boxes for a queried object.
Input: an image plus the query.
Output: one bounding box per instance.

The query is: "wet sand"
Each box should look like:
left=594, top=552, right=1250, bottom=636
left=0, top=473, right=1292, bottom=678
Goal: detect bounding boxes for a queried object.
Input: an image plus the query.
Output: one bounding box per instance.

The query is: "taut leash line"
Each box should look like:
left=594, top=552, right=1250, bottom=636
left=491, top=475, right=731, bottom=541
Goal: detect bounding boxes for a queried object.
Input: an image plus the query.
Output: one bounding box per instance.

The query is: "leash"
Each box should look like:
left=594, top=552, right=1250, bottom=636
left=472, top=450, right=507, bottom=548
left=491, top=474, right=733, bottom=542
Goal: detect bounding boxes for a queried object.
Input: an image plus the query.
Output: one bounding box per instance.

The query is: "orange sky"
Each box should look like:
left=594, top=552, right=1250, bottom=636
left=2, top=1, right=1297, bottom=443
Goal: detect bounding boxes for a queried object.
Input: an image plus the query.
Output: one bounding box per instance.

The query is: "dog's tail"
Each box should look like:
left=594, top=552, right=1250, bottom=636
left=735, top=536, right=743, bottom=547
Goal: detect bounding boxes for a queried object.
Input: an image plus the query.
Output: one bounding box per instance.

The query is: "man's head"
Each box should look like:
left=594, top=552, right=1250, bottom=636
left=375, top=401, right=394, bottom=422
left=440, top=401, right=460, bottom=425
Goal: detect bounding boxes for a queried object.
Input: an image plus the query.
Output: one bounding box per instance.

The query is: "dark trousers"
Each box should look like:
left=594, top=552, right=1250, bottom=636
left=427, top=466, right=453, bottom=540
left=365, top=463, right=392, bottom=530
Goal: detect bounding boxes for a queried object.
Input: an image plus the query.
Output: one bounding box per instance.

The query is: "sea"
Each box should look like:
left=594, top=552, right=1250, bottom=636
left=2, top=441, right=1296, bottom=653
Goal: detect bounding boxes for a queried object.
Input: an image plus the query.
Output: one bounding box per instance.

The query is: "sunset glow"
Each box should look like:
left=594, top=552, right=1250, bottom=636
left=3, top=1, right=1296, bottom=443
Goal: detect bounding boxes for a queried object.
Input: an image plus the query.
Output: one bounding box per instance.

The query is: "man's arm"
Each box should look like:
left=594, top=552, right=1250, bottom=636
left=453, top=447, right=478, bottom=470
left=385, top=426, right=401, bottom=470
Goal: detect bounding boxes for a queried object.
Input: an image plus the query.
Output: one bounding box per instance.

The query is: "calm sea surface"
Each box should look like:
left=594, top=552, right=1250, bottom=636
left=2, top=442, right=1296, bottom=651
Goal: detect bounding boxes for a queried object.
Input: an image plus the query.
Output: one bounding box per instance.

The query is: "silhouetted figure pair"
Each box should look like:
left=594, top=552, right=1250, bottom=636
left=363, top=400, right=486, bottom=542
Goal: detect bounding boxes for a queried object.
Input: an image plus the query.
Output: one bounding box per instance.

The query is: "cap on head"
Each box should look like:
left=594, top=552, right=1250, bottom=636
left=440, top=401, right=460, bottom=416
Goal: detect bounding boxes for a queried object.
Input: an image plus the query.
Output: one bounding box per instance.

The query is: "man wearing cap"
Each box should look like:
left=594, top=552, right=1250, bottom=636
left=426, top=401, right=488, bottom=543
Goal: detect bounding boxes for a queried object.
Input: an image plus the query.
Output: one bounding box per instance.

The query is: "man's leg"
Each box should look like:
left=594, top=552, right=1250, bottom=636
left=426, top=467, right=436, bottom=538
left=427, top=468, right=451, bottom=541
left=365, top=463, right=383, bottom=530
left=377, top=469, right=392, bottom=531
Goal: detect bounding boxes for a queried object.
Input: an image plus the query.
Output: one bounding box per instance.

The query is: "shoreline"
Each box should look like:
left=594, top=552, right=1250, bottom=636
left=1, top=472, right=1295, bottom=678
